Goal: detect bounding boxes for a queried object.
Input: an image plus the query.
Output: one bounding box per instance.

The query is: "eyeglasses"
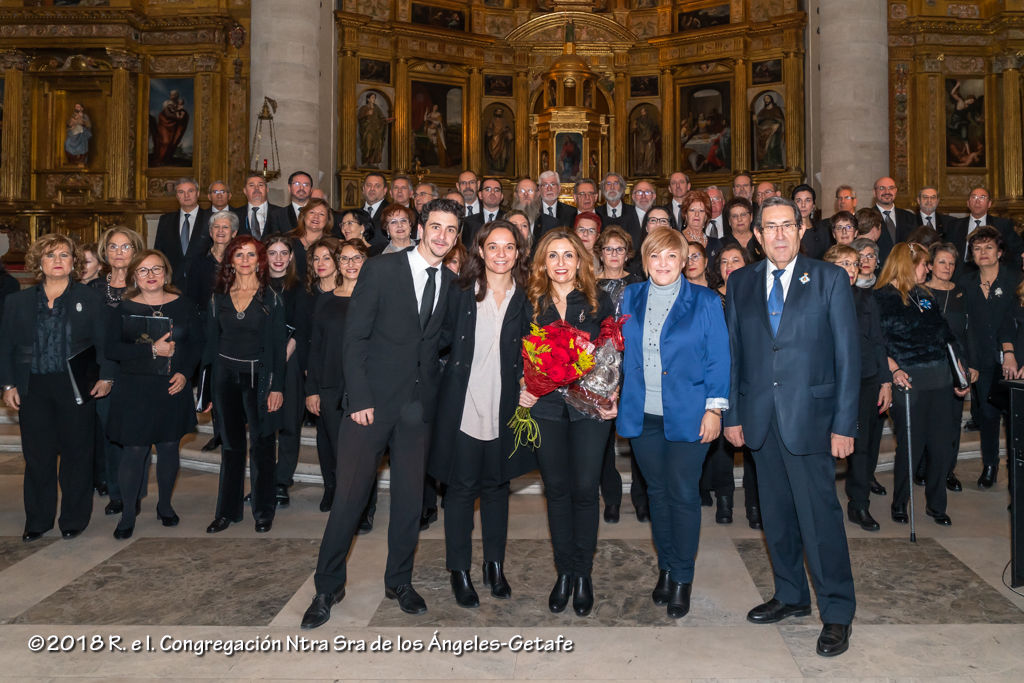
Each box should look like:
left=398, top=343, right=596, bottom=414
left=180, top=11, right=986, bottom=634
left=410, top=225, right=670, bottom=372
left=539, top=182, right=559, bottom=189
left=833, top=225, right=856, bottom=234
left=136, top=266, right=165, bottom=277
left=633, top=189, right=654, bottom=196
left=516, top=188, right=536, bottom=195
left=414, top=191, right=435, bottom=198
left=602, top=246, right=626, bottom=255
left=341, top=219, right=361, bottom=227
left=760, top=222, right=799, bottom=235
left=290, top=181, right=311, bottom=188
left=860, top=253, right=878, bottom=261
left=686, top=253, right=703, bottom=262
left=210, top=189, right=228, bottom=195
left=576, top=227, right=597, bottom=236
left=339, top=255, right=365, bottom=264
left=969, top=194, right=989, bottom=201
left=876, top=185, right=896, bottom=192
left=575, top=191, right=597, bottom=198
left=835, top=260, right=860, bottom=269
left=107, top=243, right=134, bottom=253
left=481, top=186, right=503, bottom=193
left=647, top=216, right=671, bottom=225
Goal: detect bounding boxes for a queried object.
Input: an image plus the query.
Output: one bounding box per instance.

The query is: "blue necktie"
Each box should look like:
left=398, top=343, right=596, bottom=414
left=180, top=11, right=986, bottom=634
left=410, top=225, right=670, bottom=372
left=768, top=268, right=785, bottom=336
left=180, top=213, right=190, bottom=254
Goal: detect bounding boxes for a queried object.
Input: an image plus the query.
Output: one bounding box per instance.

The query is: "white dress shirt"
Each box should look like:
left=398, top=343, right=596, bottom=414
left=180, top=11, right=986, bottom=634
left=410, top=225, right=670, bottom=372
left=465, top=199, right=480, bottom=216
left=542, top=201, right=558, bottom=218
left=407, top=247, right=441, bottom=313
left=706, top=217, right=723, bottom=239
left=605, top=201, right=622, bottom=220
left=180, top=207, right=199, bottom=241
left=247, top=203, right=269, bottom=233
left=764, top=258, right=798, bottom=302
left=364, top=199, right=383, bottom=216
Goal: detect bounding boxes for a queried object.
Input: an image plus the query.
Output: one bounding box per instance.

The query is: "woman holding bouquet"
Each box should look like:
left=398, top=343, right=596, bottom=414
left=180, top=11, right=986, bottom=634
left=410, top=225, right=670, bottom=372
left=617, top=227, right=730, bottom=619
left=519, top=230, right=616, bottom=617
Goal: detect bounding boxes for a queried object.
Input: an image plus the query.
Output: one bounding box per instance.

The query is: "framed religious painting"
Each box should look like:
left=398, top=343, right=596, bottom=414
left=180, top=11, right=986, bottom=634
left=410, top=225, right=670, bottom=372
left=410, top=3, right=466, bottom=31
left=676, top=4, right=730, bottom=32
left=359, top=58, right=391, bottom=85
left=484, top=74, right=513, bottom=97
left=630, top=75, right=659, bottom=98
left=410, top=79, right=463, bottom=171
left=482, top=103, right=514, bottom=175
left=751, top=90, right=785, bottom=171
left=945, top=78, right=985, bottom=168
left=629, top=104, right=661, bottom=177
left=752, top=59, right=783, bottom=85
left=678, top=81, right=731, bottom=174
left=147, top=77, right=194, bottom=168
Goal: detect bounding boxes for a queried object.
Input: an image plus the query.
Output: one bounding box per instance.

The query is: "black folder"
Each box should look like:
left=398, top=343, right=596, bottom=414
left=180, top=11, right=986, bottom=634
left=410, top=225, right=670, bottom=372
left=66, top=345, right=100, bottom=406
left=122, top=315, right=173, bottom=375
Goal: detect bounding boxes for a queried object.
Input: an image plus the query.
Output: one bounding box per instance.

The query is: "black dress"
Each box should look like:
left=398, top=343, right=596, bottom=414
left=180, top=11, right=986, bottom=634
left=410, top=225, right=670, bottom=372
left=106, top=297, right=202, bottom=446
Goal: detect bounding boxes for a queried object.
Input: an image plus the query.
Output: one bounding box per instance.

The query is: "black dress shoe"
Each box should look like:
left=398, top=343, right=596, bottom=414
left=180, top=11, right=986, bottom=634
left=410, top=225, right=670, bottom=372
left=420, top=507, right=438, bottom=530
left=94, top=482, right=108, bottom=497
left=385, top=583, right=427, bottom=615
left=978, top=465, right=996, bottom=489
left=700, top=489, right=713, bottom=507
left=635, top=506, right=650, bottom=523
left=157, top=511, right=180, bottom=527
left=300, top=589, right=344, bottom=630
left=275, top=485, right=290, bottom=508
left=946, top=473, right=963, bottom=492
left=926, top=507, right=952, bottom=526
left=964, top=418, right=980, bottom=432
left=746, top=598, right=811, bottom=624
left=848, top=508, right=880, bottom=531
left=482, top=561, right=511, bottom=599
left=666, top=580, right=691, bottom=619
left=319, top=486, right=335, bottom=512
left=113, top=526, right=133, bottom=540
left=816, top=623, right=851, bottom=657
left=870, top=478, right=887, bottom=496
left=913, top=474, right=926, bottom=486
left=548, top=573, right=572, bottom=613
left=603, top=503, right=620, bottom=523
left=254, top=519, right=273, bottom=533
left=105, top=499, right=123, bottom=515
left=747, top=506, right=763, bottom=530
left=357, top=509, right=374, bottom=535
left=206, top=517, right=233, bottom=533
left=715, top=494, right=733, bottom=524
left=22, top=530, right=44, bottom=542
left=652, top=569, right=671, bottom=606
left=450, top=570, right=480, bottom=608
left=201, top=435, right=222, bottom=452
left=61, top=529, right=83, bottom=540
left=243, top=492, right=251, bottom=503
left=572, top=575, right=594, bottom=616
left=891, top=506, right=908, bottom=524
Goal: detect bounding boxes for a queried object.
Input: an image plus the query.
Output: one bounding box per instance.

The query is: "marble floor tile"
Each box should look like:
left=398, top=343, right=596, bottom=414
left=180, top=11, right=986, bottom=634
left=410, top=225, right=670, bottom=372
left=0, top=536, right=56, bottom=572
left=0, top=452, right=24, bottom=475
left=735, top=537, right=1024, bottom=625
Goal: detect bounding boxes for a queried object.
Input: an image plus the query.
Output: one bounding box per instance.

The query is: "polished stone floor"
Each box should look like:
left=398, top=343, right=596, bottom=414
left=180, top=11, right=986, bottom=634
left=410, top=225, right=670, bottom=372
left=1, top=450, right=1024, bottom=680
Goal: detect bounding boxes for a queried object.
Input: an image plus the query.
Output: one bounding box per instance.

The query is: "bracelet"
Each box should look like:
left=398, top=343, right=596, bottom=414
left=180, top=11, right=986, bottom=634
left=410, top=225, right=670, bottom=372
left=2, top=384, right=14, bottom=392
left=707, top=409, right=722, bottom=417
left=152, top=343, right=158, bottom=360
left=1004, top=351, right=1015, bottom=356
left=891, top=367, right=902, bottom=375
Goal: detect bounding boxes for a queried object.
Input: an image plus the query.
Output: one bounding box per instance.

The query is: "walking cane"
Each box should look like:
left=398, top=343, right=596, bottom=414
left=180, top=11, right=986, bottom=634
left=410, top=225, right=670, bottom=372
left=900, top=384, right=917, bottom=543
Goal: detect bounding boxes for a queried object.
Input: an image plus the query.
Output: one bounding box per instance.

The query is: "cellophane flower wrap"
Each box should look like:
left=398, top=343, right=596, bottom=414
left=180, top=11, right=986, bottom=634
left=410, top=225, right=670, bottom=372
left=508, top=321, right=596, bottom=455
left=561, top=315, right=629, bottom=419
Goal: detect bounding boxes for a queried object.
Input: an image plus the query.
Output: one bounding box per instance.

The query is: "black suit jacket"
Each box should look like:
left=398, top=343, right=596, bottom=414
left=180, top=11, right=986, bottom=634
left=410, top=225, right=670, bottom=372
left=270, top=203, right=300, bottom=232
left=342, top=250, right=454, bottom=422
left=0, top=282, right=116, bottom=399
left=597, top=203, right=643, bottom=271
left=232, top=203, right=285, bottom=238
left=724, top=256, right=860, bottom=453
left=154, top=208, right=212, bottom=286
left=461, top=209, right=505, bottom=247
left=535, top=201, right=578, bottom=240
left=874, top=206, right=916, bottom=263
left=801, top=218, right=834, bottom=261
left=918, top=211, right=954, bottom=236
left=947, top=214, right=1023, bottom=271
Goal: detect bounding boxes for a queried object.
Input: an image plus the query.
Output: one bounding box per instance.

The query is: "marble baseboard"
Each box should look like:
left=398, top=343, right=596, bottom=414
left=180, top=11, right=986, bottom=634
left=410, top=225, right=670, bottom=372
left=735, top=536, right=1024, bottom=625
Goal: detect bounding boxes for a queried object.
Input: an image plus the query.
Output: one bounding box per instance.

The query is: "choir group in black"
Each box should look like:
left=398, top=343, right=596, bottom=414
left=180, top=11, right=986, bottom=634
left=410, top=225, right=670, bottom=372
left=1, top=168, right=1020, bottom=660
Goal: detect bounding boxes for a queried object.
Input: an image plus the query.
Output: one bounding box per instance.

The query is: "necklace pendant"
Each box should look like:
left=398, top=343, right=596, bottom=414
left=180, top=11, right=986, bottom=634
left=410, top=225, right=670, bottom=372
left=236, top=310, right=246, bottom=320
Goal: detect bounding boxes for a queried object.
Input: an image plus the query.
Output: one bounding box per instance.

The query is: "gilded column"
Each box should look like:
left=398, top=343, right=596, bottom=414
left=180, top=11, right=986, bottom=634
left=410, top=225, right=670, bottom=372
left=0, top=51, right=28, bottom=202
left=782, top=51, right=803, bottom=174
left=613, top=69, right=628, bottom=177
left=514, top=69, right=530, bottom=177
left=731, top=58, right=749, bottom=173
left=468, top=67, right=483, bottom=174
left=340, top=48, right=359, bottom=171
left=394, top=57, right=410, bottom=172
left=659, top=67, right=674, bottom=177
left=1000, top=64, right=1022, bottom=199
left=106, top=66, right=133, bottom=201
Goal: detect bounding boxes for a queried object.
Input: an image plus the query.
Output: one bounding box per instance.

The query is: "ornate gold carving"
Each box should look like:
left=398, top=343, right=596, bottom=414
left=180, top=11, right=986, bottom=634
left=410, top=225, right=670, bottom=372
left=0, top=50, right=29, bottom=71
left=891, top=3, right=908, bottom=20
left=947, top=4, right=981, bottom=19
left=945, top=55, right=986, bottom=73
left=106, top=49, right=141, bottom=72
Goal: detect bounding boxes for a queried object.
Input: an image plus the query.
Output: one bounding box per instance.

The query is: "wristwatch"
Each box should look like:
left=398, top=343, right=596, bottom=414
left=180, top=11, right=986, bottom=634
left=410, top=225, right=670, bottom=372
left=2, top=385, right=14, bottom=393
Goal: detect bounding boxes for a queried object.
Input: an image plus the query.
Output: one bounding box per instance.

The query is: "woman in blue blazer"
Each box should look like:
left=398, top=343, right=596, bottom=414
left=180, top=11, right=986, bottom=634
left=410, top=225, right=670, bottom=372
left=618, top=227, right=730, bottom=619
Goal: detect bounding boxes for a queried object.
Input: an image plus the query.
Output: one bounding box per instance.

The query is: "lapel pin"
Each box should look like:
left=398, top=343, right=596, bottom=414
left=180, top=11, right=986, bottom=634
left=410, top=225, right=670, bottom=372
left=799, top=273, right=810, bottom=285
left=75, top=302, right=83, bottom=312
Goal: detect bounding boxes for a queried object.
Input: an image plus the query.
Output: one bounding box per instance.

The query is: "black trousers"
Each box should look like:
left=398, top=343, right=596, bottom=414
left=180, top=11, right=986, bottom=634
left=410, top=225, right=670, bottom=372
left=314, top=400, right=430, bottom=593
left=535, top=416, right=612, bottom=577
left=443, top=431, right=510, bottom=570
left=847, top=378, right=884, bottom=511
left=95, top=395, right=129, bottom=502
left=891, top=382, right=957, bottom=515
left=598, top=427, right=622, bottom=506
left=312, top=385, right=378, bottom=514
left=700, top=436, right=733, bottom=497
left=117, top=441, right=179, bottom=529
left=973, top=364, right=1005, bottom=470
left=20, top=373, right=95, bottom=534
left=273, top=355, right=303, bottom=488
left=213, top=365, right=276, bottom=524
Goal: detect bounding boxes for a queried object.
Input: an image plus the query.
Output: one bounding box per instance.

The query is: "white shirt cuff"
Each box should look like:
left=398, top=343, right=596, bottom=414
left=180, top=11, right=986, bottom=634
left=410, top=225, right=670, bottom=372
left=705, top=398, right=729, bottom=410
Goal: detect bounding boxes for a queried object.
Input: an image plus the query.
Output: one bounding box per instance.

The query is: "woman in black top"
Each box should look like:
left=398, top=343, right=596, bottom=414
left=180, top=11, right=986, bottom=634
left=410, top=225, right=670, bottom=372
left=875, top=243, right=969, bottom=526
left=0, top=234, right=114, bottom=541
left=186, top=212, right=238, bottom=315
left=288, top=198, right=333, bottom=282
left=519, top=230, right=616, bottom=617
left=339, top=208, right=378, bottom=256
left=793, top=184, right=832, bottom=260
left=106, top=250, right=201, bottom=539
left=203, top=235, right=287, bottom=534
left=960, top=227, right=1021, bottom=489
left=721, top=197, right=765, bottom=261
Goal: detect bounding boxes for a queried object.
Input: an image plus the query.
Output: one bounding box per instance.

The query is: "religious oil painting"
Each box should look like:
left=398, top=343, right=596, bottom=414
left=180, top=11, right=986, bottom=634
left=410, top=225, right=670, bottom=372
left=630, top=75, right=659, bottom=98
left=410, top=3, right=466, bottom=32
left=147, top=78, right=194, bottom=168
left=751, top=90, right=785, bottom=171
left=554, top=132, right=584, bottom=183
left=629, top=104, right=661, bottom=177
left=678, top=81, right=731, bottom=174
left=752, top=59, right=783, bottom=85
left=945, top=78, right=985, bottom=168
left=411, top=80, right=463, bottom=170
left=677, top=4, right=730, bottom=32
left=359, top=58, right=391, bottom=84
left=356, top=89, right=392, bottom=170
left=484, top=74, right=513, bottom=97
left=482, top=103, right=514, bottom=174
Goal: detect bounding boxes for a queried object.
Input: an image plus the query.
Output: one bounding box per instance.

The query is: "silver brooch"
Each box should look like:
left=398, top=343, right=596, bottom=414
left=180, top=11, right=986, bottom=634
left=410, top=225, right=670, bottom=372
left=995, top=287, right=1003, bottom=297
left=578, top=309, right=586, bottom=323
left=75, top=303, right=82, bottom=312
left=799, top=273, right=810, bottom=285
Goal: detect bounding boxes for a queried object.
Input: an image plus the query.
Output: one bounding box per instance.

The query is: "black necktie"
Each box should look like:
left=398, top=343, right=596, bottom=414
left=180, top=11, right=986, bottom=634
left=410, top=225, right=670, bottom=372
left=547, top=206, right=554, bottom=217
left=180, top=213, right=191, bottom=253
left=975, top=219, right=982, bottom=230
left=251, top=207, right=261, bottom=239
left=487, top=212, right=494, bottom=223
left=419, top=267, right=437, bottom=330
left=611, top=207, right=617, bottom=219
left=466, top=206, right=472, bottom=217
left=883, top=210, right=896, bottom=242
left=926, top=216, right=933, bottom=229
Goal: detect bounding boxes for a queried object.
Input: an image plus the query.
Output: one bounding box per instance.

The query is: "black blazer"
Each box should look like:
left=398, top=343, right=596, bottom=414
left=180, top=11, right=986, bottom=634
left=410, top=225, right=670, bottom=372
left=597, top=203, right=644, bottom=272
left=919, top=211, right=955, bottom=236
left=947, top=214, right=1023, bottom=271
left=960, top=266, right=1022, bottom=369
left=0, top=266, right=19, bottom=323
left=232, top=203, right=286, bottom=238
left=461, top=209, right=505, bottom=247
left=801, top=218, right=834, bottom=261
left=270, top=204, right=300, bottom=232
left=873, top=206, right=916, bottom=264
left=852, top=286, right=887, bottom=381
left=342, top=250, right=455, bottom=422
left=535, top=201, right=578, bottom=240
left=0, top=282, right=116, bottom=398
left=428, top=284, right=537, bottom=484
left=154, top=208, right=212, bottom=285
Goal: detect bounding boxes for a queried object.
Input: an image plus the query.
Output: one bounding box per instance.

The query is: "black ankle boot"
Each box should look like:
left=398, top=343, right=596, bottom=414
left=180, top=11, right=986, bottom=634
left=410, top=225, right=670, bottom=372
left=482, top=561, right=511, bottom=599
left=572, top=575, right=594, bottom=616
left=450, top=570, right=479, bottom=608
left=319, top=486, right=335, bottom=512
left=651, top=569, right=671, bottom=606
left=549, top=574, right=572, bottom=613
left=667, top=580, right=691, bottom=619
left=715, top=494, right=733, bottom=524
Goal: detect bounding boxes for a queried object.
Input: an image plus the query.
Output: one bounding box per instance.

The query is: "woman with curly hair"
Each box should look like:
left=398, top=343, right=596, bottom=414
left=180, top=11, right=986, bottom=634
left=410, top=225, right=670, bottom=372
left=519, top=230, right=616, bottom=617
left=288, top=198, right=334, bottom=281
left=1, top=234, right=116, bottom=541
left=679, top=190, right=722, bottom=264
left=202, top=235, right=287, bottom=534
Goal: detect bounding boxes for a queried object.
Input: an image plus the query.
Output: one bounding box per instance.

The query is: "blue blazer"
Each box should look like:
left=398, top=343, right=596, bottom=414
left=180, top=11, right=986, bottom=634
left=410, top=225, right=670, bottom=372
left=617, top=278, right=731, bottom=442
left=723, top=255, right=860, bottom=454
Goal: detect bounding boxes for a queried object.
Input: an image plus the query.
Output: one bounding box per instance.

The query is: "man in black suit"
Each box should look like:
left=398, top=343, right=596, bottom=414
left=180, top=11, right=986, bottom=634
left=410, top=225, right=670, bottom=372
left=207, top=180, right=232, bottom=215
left=457, top=170, right=481, bottom=217
left=461, top=177, right=505, bottom=246
left=358, top=172, right=389, bottom=233
left=232, top=173, right=284, bottom=239
left=873, top=176, right=915, bottom=247
left=724, top=197, right=859, bottom=657
left=665, top=171, right=691, bottom=227
left=915, top=186, right=953, bottom=235
left=390, top=174, right=414, bottom=208
left=945, top=185, right=1024, bottom=269
left=535, top=170, right=577, bottom=239
left=573, top=178, right=599, bottom=215
left=596, top=172, right=641, bottom=241
left=154, top=177, right=211, bottom=287
left=301, top=198, right=461, bottom=628
left=269, top=170, right=313, bottom=231
left=511, top=177, right=541, bottom=234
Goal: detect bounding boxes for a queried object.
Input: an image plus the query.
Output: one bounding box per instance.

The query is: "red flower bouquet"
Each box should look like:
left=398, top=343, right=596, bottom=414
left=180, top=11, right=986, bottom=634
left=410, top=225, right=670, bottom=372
left=562, top=315, right=628, bottom=419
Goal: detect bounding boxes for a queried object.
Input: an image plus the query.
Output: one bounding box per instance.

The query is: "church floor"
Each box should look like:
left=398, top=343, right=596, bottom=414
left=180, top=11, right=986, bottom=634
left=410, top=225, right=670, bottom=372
left=1, top=453, right=1023, bottom=681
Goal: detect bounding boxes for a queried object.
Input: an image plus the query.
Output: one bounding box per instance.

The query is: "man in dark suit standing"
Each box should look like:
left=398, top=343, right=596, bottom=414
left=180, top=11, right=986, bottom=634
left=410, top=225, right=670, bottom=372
left=596, top=172, right=641, bottom=244
left=301, top=198, right=460, bottom=628
left=461, top=177, right=505, bottom=247
left=154, top=177, right=211, bottom=288
left=945, top=185, right=1024, bottom=270
left=269, top=170, right=313, bottom=232
left=357, top=172, right=389, bottom=232
left=873, top=176, right=915, bottom=250
left=915, top=186, right=953, bottom=235
left=232, top=173, right=283, bottom=239
left=535, top=170, right=577, bottom=239
left=724, top=196, right=859, bottom=657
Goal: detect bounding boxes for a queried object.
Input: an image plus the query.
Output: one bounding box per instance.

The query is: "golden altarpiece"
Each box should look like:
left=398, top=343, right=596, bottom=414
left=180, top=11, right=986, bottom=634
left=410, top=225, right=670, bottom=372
left=0, top=0, right=251, bottom=265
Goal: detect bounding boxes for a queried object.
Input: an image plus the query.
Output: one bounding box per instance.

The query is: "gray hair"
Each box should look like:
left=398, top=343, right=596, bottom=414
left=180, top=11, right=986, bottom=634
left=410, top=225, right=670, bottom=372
left=175, top=177, right=199, bottom=192
left=209, top=210, right=239, bottom=233
left=851, top=237, right=878, bottom=255
left=835, top=184, right=856, bottom=199
left=539, top=169, right=560, bottom=185
left=207, top=179, right=229, bottom=193
left=753, top=196, right=800, bottom=232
